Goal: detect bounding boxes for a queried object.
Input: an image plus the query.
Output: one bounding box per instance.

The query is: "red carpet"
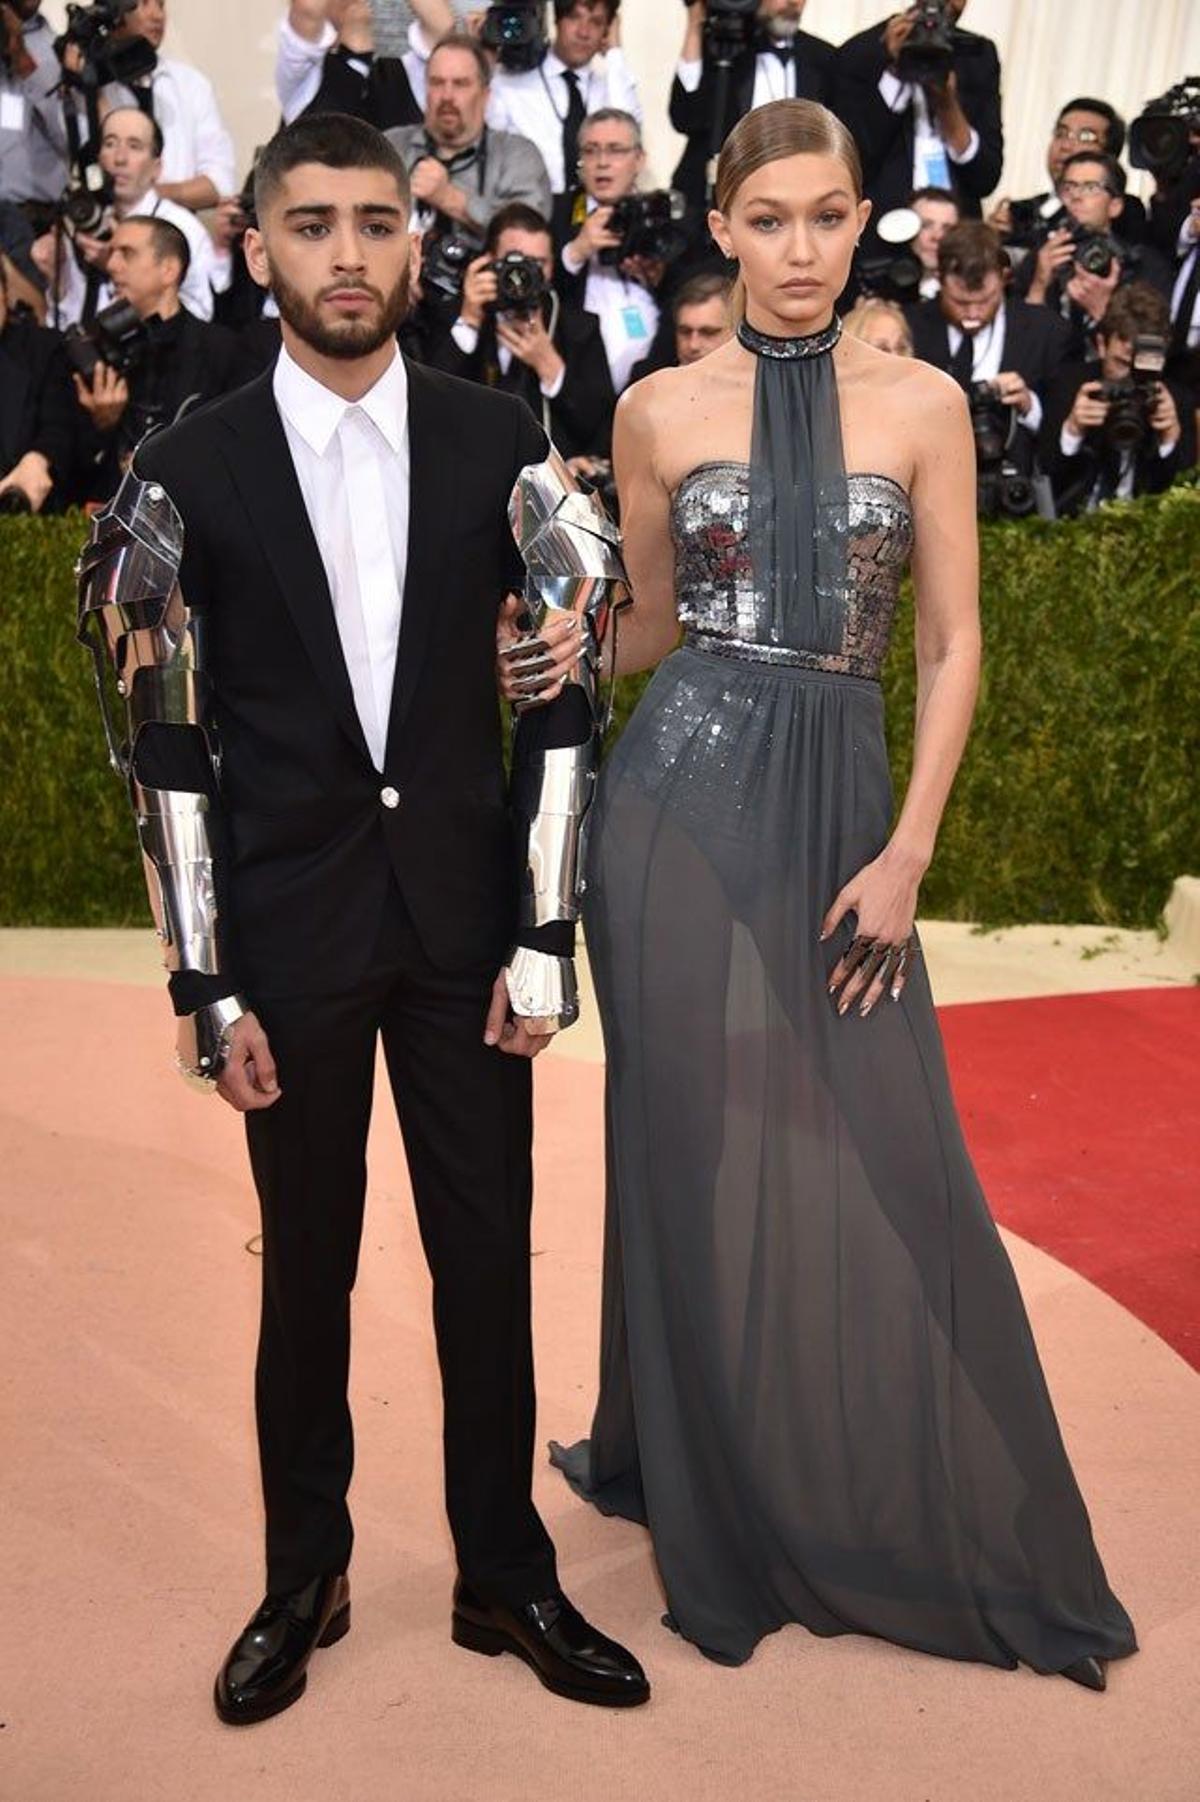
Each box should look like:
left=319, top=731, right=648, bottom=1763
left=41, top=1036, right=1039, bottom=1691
left=939, top=987, right=1200, bottom=1371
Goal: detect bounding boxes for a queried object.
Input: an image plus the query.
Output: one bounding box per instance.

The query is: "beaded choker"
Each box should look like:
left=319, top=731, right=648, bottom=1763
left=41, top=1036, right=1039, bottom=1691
left=736, top=315, right=842, bottom=361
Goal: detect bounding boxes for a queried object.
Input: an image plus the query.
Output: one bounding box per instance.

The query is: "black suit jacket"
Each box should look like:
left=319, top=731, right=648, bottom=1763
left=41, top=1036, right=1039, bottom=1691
left=1038, top=357, right=1196, bottom=514
left=834, top=20, right=1002, bottom=242
left=132, top=360, right=546, bottom=1000
left=423, top=299, right=615, bottom=459
left=669, top=33, right=836, bottom=214
left=0, top=319, right=76, bottom=504
left=908, top=296, right=1071, bottom=470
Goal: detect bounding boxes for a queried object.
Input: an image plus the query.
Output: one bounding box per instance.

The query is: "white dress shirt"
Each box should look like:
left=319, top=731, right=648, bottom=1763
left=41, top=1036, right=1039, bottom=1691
left=49, top=186, right=217, bottom=326
left=948, top=310, right=1043, bottom=434
left=1171, top=219, right=1200, bottom=351
left=675, top=45, right=801, bottom=111
left=487, top=49, right=641, bottom=195
left=561, top=216, right=658, bottom=394
left=273, top=346, right=411, bottom=772
left=147, top=59, right=236, bottom=195
left=878, top=69, right=980, bottom=191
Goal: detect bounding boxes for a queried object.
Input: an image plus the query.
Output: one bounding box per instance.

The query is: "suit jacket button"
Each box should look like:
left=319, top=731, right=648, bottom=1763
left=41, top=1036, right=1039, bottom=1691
left=380, top=786, right=400, bottom=809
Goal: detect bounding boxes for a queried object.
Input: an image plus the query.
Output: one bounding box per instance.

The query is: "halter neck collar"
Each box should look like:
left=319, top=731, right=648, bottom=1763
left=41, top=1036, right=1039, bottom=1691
left=737, top=314, right=842, bottom=361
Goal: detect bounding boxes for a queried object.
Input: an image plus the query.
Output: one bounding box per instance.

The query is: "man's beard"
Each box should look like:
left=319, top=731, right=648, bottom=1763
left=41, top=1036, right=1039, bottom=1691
left=268, top=259, right=411, bottom=361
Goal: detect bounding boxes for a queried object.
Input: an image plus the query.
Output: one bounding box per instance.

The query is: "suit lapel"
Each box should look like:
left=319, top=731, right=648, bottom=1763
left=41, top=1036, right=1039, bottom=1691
left=218, top=370, right=370, bottom=763
left=383, top=357, right=460, bottom=757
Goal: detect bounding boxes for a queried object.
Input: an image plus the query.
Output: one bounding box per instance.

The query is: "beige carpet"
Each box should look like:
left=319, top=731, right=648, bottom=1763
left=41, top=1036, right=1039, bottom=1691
left=2, top=947, right=1198, bottom=1802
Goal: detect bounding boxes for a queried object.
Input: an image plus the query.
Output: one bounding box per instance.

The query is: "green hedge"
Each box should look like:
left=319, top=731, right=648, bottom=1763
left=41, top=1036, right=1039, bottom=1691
left=2, top=487, right=1198, bottom=928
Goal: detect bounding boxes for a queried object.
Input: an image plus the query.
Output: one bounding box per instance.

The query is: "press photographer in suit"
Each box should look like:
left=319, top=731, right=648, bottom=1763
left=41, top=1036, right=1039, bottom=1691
left=907, top=220, right=1069, bottom=471
left=835, top=1, right=1002, bottom=252
left=428, top=200, right=615, bottom=456
left=669, top=1, right=834, bottom=214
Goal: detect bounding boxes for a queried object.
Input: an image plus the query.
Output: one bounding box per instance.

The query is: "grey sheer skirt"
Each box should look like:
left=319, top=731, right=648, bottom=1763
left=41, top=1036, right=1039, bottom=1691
left=552, top=646, right=1136, bottom=1672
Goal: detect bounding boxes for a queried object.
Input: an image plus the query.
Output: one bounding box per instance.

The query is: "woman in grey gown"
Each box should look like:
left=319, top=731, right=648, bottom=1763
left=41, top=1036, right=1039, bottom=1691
left=522, top=100, right=1136, bottom=1687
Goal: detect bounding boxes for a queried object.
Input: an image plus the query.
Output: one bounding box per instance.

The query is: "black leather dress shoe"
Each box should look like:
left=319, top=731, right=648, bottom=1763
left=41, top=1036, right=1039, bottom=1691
left=214, top=1572, right=350, bottom=1725
left=451, top=1579, right=650, bottom=1708
left=1061, top=1655, right=1107, bottom=1692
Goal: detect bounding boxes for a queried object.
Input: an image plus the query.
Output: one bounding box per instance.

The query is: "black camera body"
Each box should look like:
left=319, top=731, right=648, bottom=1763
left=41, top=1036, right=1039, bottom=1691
left=63, top=297, right=147, bottom=382
left=60, top=167, right=115, bottom=238
left=895, top=0, right=981, bottom=84
left=697, top=0, right=758, bottom=65
left=1130, top=78, right=1200, bottom=183
left=422, top=228, right=480, bottom=307
left=599, top=190, right=688, bottom=269
left=967, top=378, right=1036, bottom=518
left=479, top=1, right=548, bottom=75
left=1030, top=214, right=1124, bottom=281
left=56, top=0, right=157, bottom=90
left=1097, top=332, right=1167, bottom=454
left=489, top=249, right=548, bottom=317
left=1007, top=197, right=1062, bottom=251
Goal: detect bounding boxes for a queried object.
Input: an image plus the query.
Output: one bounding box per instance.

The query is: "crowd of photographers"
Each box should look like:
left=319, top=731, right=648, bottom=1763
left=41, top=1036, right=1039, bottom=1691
left=1, top=0, right=1197, bottom=522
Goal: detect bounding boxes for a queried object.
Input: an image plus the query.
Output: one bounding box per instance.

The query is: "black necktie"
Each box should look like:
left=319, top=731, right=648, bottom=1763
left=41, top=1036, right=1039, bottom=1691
left=949, top=328, right=974, bottom=390
left=561, top=69, right=585, bottom=187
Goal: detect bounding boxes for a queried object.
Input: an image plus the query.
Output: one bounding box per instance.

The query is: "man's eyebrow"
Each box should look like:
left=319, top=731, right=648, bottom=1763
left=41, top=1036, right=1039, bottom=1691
left=281, top=203, right=406, bottom=220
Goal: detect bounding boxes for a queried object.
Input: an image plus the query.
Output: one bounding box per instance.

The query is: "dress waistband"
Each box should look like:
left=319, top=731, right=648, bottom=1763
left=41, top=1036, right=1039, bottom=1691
left=681, top=630, right=882, bottom=688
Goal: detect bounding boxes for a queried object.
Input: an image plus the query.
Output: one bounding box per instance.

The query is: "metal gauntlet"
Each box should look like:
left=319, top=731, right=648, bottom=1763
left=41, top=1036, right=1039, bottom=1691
left=76, top=466, right=246, bottom=1086
left=502, top=451, right=632, bottom=1029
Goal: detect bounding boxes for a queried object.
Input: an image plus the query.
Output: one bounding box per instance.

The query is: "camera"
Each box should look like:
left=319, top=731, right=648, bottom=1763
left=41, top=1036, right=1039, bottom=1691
left=1006, top=197, right=1063, bottom=251
left=422, top=228, right=479, bottom=307
left=1031, top=216, right=1123, bottom=281
left=694, top=0, right=758, bottom=65
left=55, top=0, right=157, bottom=90
left=62, top=297, right=147, bottom=381
left=599, top=191, right=688, bottom=270
left=480, top=1, right=548, bottom=75
left=895, top=0, right=981, bottom=84
left=1130, top=79, right=1200, bottom=183
left=1098, top=332, right=1167, bottom=454
left=855, top=206, right=923, bottom=303
left=60, top=167, right=116, bottom=238
left=968, top=380, right=1037, bottom=519
left=489, top=249, right=548, bottom=317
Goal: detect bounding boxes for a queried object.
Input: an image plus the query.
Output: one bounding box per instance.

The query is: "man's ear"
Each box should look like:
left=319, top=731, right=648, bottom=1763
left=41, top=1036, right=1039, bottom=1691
left=243, top=225, right=270, bottom=292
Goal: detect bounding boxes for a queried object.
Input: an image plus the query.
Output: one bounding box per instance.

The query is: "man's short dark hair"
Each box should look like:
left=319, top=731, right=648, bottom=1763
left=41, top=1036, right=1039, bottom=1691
left=937, top=220, right=1007, bottom=286
left=429, top=31, right=491, bottom=87
left=1060, top=149, right=1127, bottom=197
left=485, top=202, right=551, bottom=254
left=553, top=0, right=619, bottom=21
left=910, top=185, right=958, bottom=209
left=253, top=112, right=411, bottom=218
left=673, top=271, right=733, bottom=319
left=103, top=104, right=166, bottom=159
left=1102, top=280, right=1170, bottom=344
left=124, top=213, right=191, bottom=283
left=1057, top=97, right=1126, bottom=159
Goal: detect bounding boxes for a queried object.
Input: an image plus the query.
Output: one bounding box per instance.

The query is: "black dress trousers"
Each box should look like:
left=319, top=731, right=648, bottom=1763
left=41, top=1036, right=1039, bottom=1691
left=245, top=883, right=558, bottom=1608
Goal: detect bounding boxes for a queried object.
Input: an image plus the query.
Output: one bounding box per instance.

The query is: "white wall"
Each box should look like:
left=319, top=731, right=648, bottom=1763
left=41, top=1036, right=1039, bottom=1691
left=42, top=1, right=1200, bottom=203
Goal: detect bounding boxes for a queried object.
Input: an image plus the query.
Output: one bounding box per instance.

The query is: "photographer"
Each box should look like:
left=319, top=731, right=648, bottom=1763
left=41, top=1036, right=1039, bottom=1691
left=1016, top=152, right=1173, bottom=358
left=1040, top=281, right=1195, bottom=514
left=107, top=1, right=236, bottom=212
left=669, top=2, right=835, bottom=216
left=69, top=213, right=237, bottom=501
left=908, top=221, right=1069, bottom=466
left=558, top=108, right=681, bottom=394
left=0, top=0, right=74, bottom=206
left=911, top=184, right=958, bottom=296
left=0, top=256, right=76, bottom=512
left=671, top=270, right=734, bottom=365
left=488, top=1, right=641, bottom=235
left=834, top=2, right=1002, bottom=251
left=387, top=33, right=549, bottom=239
left=988, top=99, right=1148, bottom=254
left=425, top=198, right=614, bottom=456
left=1168, top=181, right=1200, bottom=381
left=276, top=0, right=453, bottom=130
left=31, top=106, right=217, bottom=326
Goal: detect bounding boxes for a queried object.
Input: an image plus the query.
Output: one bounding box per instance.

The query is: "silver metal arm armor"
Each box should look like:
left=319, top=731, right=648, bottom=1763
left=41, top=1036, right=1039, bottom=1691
left=76, top=466, right=246, bottom=1086
left=502, top=450, right=632, bottom=1029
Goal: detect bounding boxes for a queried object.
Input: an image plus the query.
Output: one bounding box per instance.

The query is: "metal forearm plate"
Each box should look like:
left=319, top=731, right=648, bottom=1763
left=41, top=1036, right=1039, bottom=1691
left=176, top=994, right=248, bottom=1091
left=504, top=947, right=579, bottom=1031
left=510, top=742, right=596, bottom=930
left=133, top=781, right=222, bottom=974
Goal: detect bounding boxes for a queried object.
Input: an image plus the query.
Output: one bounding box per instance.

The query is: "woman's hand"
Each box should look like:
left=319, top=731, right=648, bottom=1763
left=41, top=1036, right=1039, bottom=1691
left=820, top=842, right=926, bottom=1017
left=496, top=593, right=581, bottom=709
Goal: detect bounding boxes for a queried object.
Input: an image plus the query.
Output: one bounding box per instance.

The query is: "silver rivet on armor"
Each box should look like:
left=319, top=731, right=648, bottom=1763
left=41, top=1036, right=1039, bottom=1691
left=380, top=786, right=400, bottom=809
left=147, top=484, right=164, bottom=503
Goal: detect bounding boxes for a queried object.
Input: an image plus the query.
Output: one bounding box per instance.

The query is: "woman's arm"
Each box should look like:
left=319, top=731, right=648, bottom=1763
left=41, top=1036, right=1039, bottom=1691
left=822, top=368, right=980, bottom=1015
left=607, top=379, right=681, bottom=677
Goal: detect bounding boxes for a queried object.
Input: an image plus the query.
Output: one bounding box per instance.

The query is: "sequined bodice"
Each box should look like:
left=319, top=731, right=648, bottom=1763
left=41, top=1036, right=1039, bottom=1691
left=671, top=461, right=914, bottom=680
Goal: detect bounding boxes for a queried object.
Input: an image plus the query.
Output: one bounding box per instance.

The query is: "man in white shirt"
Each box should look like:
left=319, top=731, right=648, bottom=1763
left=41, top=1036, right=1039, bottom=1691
left=110, top=0, right=236, bottom=210
left=31, top=105, right=218, bottom=325
left=557, top=108, right=662, bottom=395
left=487, top=0, right=641, bottom=226
left=276, top=0, right=453, bottom=124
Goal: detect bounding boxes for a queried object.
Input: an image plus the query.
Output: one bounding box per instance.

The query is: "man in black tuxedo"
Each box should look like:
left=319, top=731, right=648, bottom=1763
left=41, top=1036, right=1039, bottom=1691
left=835, top=2, right=1002, bottom=253
left=908, top=221, right=1069, bottom=473
left=79, top=112, right=647, bottom=1724
left=0, top=263, right=76, bottom=513
left=426, top=201, right=616, bottom=459
left=669, top=0, right=835, bottom=215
